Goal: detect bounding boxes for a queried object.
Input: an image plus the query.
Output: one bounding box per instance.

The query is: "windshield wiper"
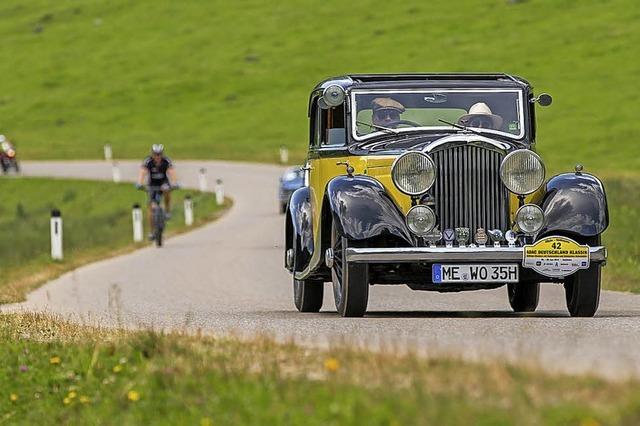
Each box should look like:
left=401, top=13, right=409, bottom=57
left=356, top=120, right=400, bottom=135
left=437, top=118, right=483, bottom=136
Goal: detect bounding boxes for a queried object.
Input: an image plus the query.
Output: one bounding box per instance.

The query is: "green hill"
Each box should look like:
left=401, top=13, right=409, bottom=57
left=0, top=0, right=638, bottom=174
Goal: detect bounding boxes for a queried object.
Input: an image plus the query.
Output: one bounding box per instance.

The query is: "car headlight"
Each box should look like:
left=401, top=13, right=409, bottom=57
left=500, top=150, right=545, bottom=195
left=406, top=205, right=436, bottom=236
left=515, top=204, right=544, bottom=234
left=391, top=152, right=436, bottom=196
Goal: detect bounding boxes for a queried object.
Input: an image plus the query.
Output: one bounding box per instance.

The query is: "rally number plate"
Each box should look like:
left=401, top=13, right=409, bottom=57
left=432, top=264, right=519, bottom=284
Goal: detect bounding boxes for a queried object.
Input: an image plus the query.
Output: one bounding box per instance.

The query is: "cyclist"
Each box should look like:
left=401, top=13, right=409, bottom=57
left=136, top=144, right=178, bottom=238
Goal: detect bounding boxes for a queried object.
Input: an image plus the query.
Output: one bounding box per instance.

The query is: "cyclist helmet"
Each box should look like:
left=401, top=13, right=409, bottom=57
left=151, top=144, right=164, bottom=155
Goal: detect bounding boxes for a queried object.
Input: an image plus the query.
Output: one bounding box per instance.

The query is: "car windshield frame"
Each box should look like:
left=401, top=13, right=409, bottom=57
left=350, top=88, right=526, bottom=142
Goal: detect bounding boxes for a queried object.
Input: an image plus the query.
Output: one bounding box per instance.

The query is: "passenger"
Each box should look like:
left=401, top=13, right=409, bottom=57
left=371, top=97, right=405, bottom=128
left=458, top=102, right=503, bottom=130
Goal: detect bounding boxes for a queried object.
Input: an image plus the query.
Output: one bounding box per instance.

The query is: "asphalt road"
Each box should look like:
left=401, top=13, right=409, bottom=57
left=4, top=160, right=640, bottom=380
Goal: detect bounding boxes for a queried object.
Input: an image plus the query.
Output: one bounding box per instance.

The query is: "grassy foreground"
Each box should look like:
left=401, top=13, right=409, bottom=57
left=1, top=313, right=640, bottom=425
left=0, top=178, right=227, bottom=304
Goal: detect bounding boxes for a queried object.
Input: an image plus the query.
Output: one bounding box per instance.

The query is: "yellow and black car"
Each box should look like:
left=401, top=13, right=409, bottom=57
left=284, top=74, right=608, bottom=317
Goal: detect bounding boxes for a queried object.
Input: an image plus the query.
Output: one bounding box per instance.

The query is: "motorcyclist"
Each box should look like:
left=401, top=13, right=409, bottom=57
left=136, top=144, right=178, bottom=238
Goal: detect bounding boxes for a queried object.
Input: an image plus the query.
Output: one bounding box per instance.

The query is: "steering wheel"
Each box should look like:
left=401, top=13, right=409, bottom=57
left=385, top=119, right=422, bottom=129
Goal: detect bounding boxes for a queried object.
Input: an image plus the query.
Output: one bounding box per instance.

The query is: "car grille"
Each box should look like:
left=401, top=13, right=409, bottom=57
left=431, top=145, right=510, bottom=234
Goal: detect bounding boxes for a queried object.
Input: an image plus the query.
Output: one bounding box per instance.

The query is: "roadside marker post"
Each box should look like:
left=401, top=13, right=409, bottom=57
left=184, top=196, right=194, bottom=226
left=215, top=179, right=224, bottom=205
left=112, top=162, right=121, bottom=183
left=132, top=203, right=144, bottom=242
left=104, top=144, right=112, bottom=161
left=279, top=146, right=289, bottom=164
left=198, top=168, right=208, bottom=192
left=50, top=209, right=63, bottom=260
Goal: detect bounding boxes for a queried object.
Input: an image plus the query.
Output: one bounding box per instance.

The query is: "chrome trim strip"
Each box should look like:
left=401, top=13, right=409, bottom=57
left=345, top=246, right=607, bottom=263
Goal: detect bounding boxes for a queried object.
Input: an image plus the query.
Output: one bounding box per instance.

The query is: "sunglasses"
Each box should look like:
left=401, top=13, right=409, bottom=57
left=467, top=116, right=494, bottom=128
left=374, top=109, right=401, bottom=121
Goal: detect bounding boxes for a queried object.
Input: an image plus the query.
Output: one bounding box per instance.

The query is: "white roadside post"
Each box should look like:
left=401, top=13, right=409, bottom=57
left=50, top=209, right=63, bottom=260
left=132, top=203, right=144, bottom=242
left=215, top=179, right=224, bottom=205
left=279, top=146, right=289, bottom=164
left=112, top=162, right=121, bottom=183
left=198, top=168, right=207, bottom=192
left=104, top=144, right=112, bottom=161
left=184, top=195, right=194, bottom=226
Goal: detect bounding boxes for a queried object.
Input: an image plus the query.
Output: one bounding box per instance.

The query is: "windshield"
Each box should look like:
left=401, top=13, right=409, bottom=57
left=352, top=89, right=525, bottom=140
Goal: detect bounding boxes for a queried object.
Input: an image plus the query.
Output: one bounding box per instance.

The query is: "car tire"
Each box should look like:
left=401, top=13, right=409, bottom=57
left=507, top=283, right=539, bottom=312
left=293, top=278, right=324, bottom=312
left=564, top=265, right=600, bottom=317
left=330, top=219, right=369, bottom=317
left=563, top=235, right=601, bottom=317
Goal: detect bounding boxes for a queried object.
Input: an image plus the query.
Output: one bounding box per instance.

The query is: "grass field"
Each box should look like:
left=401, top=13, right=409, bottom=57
left=2, top=313, right=640, bottom=425
left=0, top=0, right=637, bottom=175
left=0, top=178, right=226, bottom=304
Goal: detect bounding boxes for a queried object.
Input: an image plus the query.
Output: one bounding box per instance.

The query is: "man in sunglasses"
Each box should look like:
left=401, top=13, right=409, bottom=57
left=371, top=97, right=406, bottom=128
left=457, top=102, right=503, bottom=130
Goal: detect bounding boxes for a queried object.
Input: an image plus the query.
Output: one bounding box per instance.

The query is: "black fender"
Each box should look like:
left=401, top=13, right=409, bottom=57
left=326, top=175, right=413, bottom=244
left=537, top=172, right=609, bottom=238
left=286, top=186, right=314, bottom=272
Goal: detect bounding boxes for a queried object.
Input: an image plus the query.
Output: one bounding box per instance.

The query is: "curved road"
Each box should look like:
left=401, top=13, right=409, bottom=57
left=4, top=160, right=640, bottom=380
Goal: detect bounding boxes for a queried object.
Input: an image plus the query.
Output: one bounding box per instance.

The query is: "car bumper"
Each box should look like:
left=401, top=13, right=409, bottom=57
left=345, top=246, right=607, bottom=264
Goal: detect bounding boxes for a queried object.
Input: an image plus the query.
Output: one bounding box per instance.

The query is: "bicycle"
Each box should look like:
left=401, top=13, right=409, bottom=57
left=139, top=184, right=175, bottom=247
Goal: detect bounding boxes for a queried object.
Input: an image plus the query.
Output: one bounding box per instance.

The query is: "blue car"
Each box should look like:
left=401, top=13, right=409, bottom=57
left=279, top=166, right=304, bottom=214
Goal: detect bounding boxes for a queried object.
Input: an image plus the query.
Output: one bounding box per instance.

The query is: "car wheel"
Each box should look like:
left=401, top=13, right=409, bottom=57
left=293, top=278, right=324, bottom=312
left=507, top=283, right=539, bottom=312
left=564, top=265, right=600, bottom=317
left=563, top=235, right=601, bottom=317
left=330, top=219, right=368, bottom=317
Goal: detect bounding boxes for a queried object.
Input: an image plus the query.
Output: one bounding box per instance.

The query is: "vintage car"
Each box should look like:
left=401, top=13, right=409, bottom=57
left=278, top=166, right=305, bottom=214
left=284, top=73, right=608, bottom=317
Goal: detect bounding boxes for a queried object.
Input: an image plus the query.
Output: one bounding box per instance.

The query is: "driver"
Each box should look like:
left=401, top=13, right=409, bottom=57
left=457, top=102, right=503, bottom=130
left=371, top=97, right=405, bottom=128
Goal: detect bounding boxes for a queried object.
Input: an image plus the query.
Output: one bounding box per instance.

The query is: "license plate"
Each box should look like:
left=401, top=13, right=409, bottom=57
left=432, top=264, right=519, bottom=283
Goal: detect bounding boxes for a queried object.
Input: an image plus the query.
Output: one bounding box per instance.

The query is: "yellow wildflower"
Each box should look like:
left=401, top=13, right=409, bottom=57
left=323, top=357, right=340, bottom=372
left=79, top=395, right=91, bottom=404
left=63, top=397, right=72, bottom=405
left=9, top=393, right=18, bottom=402
left=127, top=390, right=140, bottom=402
left=113, top=365, right=123, bottom=373
left=50, top=356, right=61, bottom=365
left=68, top=391, right=77, bottom=399
left=200, top=417, right=213, bottom=426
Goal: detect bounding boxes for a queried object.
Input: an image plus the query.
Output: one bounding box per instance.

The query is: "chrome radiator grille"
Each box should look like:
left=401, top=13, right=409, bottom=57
left=431, top=145, right=509, bottom=234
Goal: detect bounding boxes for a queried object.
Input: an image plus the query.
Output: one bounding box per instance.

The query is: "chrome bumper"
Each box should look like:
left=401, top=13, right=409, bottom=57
left=345, top=246, right=607, bottom=264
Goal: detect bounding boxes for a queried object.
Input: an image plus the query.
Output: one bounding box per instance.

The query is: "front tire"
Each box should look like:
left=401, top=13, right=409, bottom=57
left=294, top=278, right=323, bottom=312
left=564, top=265, right=600, bottom=317
left=563, top=235, right=601, bottom=317
left=507, top=283, right=539, bottom=312
left=331, top=220, right=369, bottom=317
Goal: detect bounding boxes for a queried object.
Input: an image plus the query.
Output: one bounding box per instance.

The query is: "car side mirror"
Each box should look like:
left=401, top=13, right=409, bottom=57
left=532, top=93, right=553, bottom=106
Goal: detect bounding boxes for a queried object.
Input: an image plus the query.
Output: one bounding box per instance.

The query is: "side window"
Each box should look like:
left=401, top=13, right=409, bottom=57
left=321, top=104, right=346, bottom=146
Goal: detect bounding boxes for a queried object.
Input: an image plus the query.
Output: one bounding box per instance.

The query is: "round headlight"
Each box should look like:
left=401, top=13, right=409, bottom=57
left=515, top=204, right=545, bottom=235
left=391, top=152, right=436, bottom=196
left=406, top=205, right=436, bottom=236
left=500, top=150, right=545, bottom=195
left=322, top=85, right=345, bottom=107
